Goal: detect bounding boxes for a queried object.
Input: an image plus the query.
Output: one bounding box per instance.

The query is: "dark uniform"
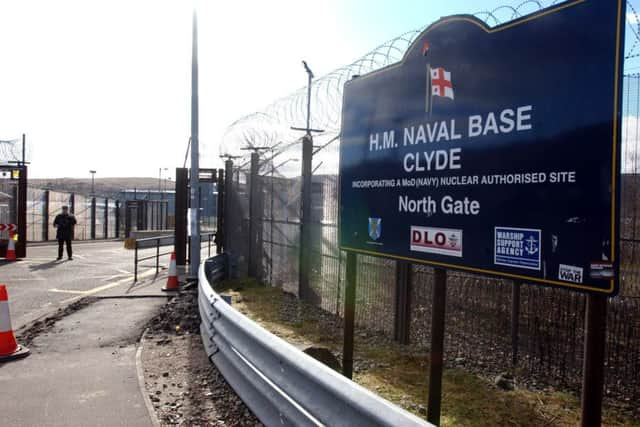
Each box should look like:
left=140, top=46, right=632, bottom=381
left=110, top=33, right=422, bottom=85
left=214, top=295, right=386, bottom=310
left=53, top=211, right=77, bottom=260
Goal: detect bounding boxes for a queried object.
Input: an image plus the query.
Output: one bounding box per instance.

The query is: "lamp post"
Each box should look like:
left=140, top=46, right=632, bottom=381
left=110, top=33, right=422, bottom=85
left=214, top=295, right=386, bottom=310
left=89, top=170, right=96, bottom=195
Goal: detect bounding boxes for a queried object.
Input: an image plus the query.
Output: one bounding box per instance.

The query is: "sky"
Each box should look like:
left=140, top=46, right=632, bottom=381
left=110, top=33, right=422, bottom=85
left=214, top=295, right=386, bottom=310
left=0, top=0, right=637, bottom=179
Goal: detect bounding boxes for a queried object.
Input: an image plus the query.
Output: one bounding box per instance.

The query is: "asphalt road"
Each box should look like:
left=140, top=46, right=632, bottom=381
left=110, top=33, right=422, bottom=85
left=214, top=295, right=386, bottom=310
left=0, top=240, right=174, bottom=330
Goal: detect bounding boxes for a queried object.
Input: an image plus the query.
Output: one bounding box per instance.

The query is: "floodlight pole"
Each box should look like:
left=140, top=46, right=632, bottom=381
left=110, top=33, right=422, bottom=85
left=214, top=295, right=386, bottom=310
left=189, top=9, right=200, bottom=279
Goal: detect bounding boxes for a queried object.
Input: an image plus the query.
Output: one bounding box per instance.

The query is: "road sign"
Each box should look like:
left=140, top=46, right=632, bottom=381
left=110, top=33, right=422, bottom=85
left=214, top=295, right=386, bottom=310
left=0, top=224, right=17, bottom=232
left=339, top=0, right=625, bottom=295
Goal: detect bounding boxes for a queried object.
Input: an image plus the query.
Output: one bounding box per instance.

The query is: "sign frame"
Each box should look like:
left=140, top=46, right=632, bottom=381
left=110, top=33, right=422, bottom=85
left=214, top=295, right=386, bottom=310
left=338, top=0, right=626, bottom=296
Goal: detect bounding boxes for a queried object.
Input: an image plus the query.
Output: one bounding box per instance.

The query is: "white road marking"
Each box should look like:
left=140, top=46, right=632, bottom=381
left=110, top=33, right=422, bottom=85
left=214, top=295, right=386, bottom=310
left=58, top=269, right=159, bottom=304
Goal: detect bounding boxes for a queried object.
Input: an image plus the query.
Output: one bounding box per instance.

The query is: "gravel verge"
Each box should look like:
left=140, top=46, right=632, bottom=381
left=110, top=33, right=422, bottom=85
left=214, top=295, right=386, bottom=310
left=141, top=291, right=262, bottom=426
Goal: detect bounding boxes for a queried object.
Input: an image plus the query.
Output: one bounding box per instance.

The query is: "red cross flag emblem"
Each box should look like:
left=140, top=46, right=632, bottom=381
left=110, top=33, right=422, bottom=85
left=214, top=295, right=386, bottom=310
left=430, top=67, right=454, bottom=100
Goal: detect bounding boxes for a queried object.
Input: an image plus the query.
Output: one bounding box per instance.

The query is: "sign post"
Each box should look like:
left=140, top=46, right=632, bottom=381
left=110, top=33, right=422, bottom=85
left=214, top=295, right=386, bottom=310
left=338, top=1, right=625, bottom=425
left=427, top=267, right=446, bottom=425
left=581, top=295, right=608, bottom=427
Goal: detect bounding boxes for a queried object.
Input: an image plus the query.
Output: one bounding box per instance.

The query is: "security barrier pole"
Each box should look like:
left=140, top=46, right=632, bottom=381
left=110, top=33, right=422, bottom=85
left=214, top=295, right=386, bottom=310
left=248, top=152, right=260, bottom=277
left=174, top=168, right=188, bottom=266
left=17, top=166, right=26, bottom=258
left=90, top=197, right=96, bottom=240
left=223, top=160, right=233, bottom=253
left=115, top=200, right=120, bottom=238
left=428, top=267, right=447, bottom=425
left=343, top=251, right=357, bottom=379
left=216, top=168, right=224, bottom=254
left=103, top=198, right=108, bottom=239
left=298, top=134, right=313, bottom=299
left=43, top=190, right=50, bottom=241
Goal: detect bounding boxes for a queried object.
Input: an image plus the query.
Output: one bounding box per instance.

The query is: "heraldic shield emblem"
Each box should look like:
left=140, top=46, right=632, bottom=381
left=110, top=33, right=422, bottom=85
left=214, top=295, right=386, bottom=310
left=368, top=217, right=382, bottom=241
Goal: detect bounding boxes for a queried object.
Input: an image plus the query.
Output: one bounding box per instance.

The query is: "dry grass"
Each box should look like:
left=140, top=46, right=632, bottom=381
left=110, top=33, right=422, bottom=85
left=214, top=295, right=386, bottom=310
left=217, top=279, right=639, bottom=427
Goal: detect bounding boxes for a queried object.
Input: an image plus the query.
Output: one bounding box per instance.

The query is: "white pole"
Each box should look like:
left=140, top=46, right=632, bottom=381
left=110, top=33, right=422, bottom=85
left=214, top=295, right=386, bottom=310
left=189, top=10, right=200, bottom=278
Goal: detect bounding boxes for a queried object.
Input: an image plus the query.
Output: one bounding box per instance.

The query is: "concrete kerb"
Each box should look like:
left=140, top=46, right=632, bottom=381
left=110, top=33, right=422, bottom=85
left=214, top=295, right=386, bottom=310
left=136, top=327, right=162, bottom=427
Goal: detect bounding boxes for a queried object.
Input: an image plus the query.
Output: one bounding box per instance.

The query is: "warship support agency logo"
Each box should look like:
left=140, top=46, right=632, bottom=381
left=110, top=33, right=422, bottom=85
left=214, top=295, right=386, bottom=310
left=422, top=40, right=454, bottom=114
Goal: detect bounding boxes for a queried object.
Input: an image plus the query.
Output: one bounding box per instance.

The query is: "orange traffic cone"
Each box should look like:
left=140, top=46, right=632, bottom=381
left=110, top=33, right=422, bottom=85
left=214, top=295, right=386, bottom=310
left=0, top=284, right=29, bottom=362
left=5, top=232, right=16, bottom=261
left=162, top=252, right=179, bottom=292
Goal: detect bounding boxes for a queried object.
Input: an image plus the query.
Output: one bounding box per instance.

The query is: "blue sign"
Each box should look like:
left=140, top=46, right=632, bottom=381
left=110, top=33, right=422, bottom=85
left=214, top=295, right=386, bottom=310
left=494, top=227, right=541, bottom=271
left=339, top=0, right=624, bottom=295
left=368, top=217, right=382, bottom=241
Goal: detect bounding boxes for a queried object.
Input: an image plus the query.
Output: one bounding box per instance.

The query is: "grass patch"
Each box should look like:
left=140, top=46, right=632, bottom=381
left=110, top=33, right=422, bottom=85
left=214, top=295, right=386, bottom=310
left=216, top=279, right=638, bottom=426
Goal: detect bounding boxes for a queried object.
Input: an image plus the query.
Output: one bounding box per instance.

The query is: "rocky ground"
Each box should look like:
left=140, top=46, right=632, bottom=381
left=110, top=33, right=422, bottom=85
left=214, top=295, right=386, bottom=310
left=141, top=291, right=262, bottom=426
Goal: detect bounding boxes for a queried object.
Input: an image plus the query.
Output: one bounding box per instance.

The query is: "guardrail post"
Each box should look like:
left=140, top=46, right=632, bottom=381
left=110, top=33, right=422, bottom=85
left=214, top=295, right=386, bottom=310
left=428, top=267, right=447, bottom=425
left=343, top=251, right=357, bottom=379
left=90, top=197, right=96, bottom=240
left=43, top=189, right=50, bottom=241
left=394, top=261, right=412, bottom=345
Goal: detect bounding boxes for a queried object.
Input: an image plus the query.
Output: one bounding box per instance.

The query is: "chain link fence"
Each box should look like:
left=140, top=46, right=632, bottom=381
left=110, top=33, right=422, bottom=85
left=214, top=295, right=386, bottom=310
left=25, top=188, right=122, bottom=242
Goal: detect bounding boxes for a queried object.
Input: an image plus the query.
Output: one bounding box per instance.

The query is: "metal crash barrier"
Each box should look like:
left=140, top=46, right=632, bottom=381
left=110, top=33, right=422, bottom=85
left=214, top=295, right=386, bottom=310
left=198, top=254, right=432, bottom=427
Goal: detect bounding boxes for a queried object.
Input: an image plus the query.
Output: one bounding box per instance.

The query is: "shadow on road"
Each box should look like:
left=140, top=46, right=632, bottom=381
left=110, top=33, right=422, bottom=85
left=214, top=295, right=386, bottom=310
left=27, top=260, right=61, bottom=272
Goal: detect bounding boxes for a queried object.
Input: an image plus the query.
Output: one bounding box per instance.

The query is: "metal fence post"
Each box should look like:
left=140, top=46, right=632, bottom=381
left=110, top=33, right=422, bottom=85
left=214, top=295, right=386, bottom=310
left=343, top=251, right=357, bottom=379
left=43, top=189, right=50, bottom=241
left=216, top=168, right=224, bottom=254
left=104, top=198, right=109, bottom=239
left=428, top=267, right=447, bottom=425
left=224, top=160, right=233, bottom=255
left=90, top=197, right=96, bottom=240
left=512, top=281, right=522, bottom=366
left=17, top=166, right=26, bottom=258
left=134, top=240, right=139, bottom=282
left=248, top=152, right=260, bottom=277
left=115, top=200, right=120, bottom=238
left=394, top=261, right=412, bottom=345
left=299, top=134, right=313, bottom=299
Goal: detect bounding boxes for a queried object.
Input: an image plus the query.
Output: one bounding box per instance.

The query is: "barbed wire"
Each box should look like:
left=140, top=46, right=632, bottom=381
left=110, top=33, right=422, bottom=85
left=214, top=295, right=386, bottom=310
left=222, top=0, right=640, bottom=173
left=0, top=138, right=22, bottom=164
